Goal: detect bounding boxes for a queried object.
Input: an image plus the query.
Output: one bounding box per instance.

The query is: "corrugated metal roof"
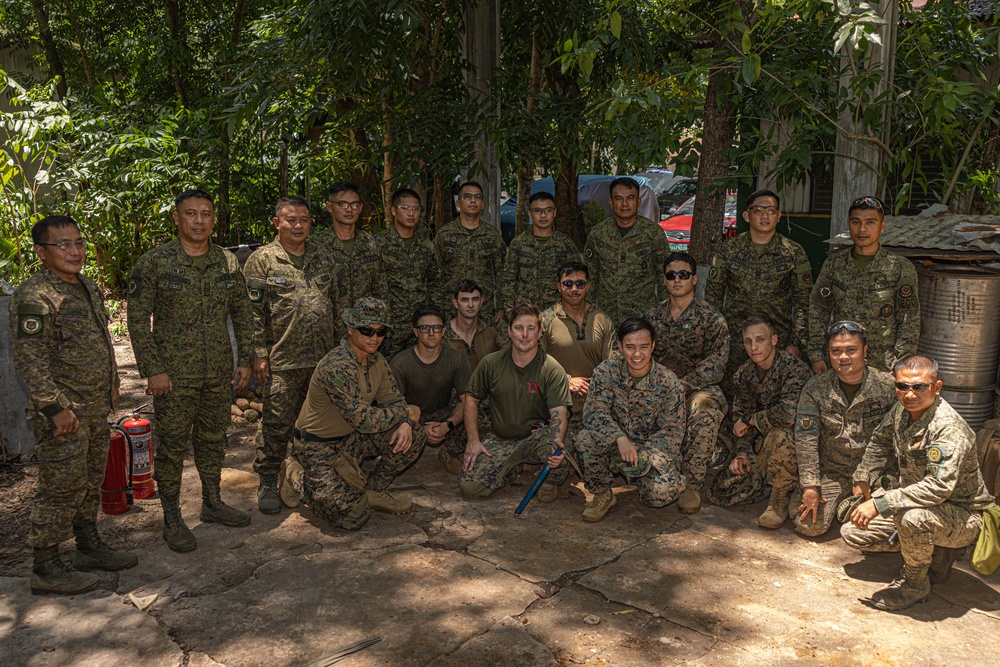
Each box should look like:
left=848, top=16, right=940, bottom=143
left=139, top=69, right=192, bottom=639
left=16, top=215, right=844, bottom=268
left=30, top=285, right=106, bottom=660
left=829, top=214, right=1000, bottom=254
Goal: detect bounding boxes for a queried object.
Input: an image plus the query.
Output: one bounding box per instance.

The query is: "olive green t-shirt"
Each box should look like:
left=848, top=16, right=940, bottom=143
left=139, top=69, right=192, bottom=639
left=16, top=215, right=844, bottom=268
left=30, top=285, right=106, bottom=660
left=288, top=251, right=306, bottom=269
left=851, top=249, right=877, bottom=272
left=390, top=346, right=472, bottom=416
left=466, top=348, right=572, bottom=439
left=839, top=379, right=862, bottom=406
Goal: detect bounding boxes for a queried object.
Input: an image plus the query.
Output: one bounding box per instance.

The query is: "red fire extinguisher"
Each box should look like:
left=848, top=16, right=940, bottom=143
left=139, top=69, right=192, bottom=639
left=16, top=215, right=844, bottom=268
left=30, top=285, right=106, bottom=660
left=101, top=423, right=134, bottom=515
left=121, top=412, right=155, bottom=499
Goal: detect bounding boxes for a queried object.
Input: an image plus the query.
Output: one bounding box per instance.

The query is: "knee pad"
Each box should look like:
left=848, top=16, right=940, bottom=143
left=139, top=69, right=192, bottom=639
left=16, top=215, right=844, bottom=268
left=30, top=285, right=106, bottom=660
left=339, top=497, right=370, bottom=530
left=458, top=480, right=493, bottom=498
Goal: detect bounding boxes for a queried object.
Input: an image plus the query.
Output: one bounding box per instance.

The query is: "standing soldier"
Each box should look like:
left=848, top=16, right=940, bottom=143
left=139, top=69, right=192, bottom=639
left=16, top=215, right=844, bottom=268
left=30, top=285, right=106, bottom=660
left=10, top=215, right=135, bottom=595
left=705, top=189, right=812, bottom=393
left=584, top=177, right=667, bottom=326
left=128, top=190, right=254, bottom=553
left=577, top=318, right=688, bottom=522
left=243, top=196, right=337, bottom=514
left=314, top=181, right=384, bottom=340
left=500, top=191, right=581, bottom=316
left=435, top=181, right=507, bottom=318
left=375, top=188, right=443, bottom=358
left=644, top=252, right=729, bottom=514
left=808, top=196, right=920, bottom=373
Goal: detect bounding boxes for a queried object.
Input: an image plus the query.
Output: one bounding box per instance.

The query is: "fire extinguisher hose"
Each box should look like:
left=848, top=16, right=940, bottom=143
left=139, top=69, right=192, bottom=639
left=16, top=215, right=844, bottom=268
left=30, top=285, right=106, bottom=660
left=108, top=423, right=135, bottom=506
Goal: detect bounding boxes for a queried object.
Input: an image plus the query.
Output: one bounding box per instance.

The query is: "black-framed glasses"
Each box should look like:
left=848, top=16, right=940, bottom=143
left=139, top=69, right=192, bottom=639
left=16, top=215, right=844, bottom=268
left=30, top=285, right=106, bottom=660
left=37, top=239, right=87, bottom=251
left=850, top=196, right=885, bottom=215
left=330, top=200, right=362, bottom=211
left=827, top=320, right=866, bottom=337
left=415, top=324, right=445, bottom=334
left=895, top=382, right=933, bottom=394
left=356, top=325, right=388, bottom=338
left=664, top=270, right=692, bottom=281
left=560, top=279, right=588, bottom=289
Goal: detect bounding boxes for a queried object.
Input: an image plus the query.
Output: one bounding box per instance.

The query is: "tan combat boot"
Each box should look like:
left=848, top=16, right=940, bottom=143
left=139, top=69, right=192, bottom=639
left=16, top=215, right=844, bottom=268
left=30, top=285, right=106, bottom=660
left=72, top=523, right=138, bottom=571
left=437, top=447, right=463, bottom=475
left=367, top=488, right=413, bottom=514
left=678, top=486, right=701, bottom=514
left=868, top=564, right=932, bottom=611
left=30, top=546, right=99, bottom=595
left=757, top=486, right=791, bottom=529
left=582, top=490, right=618, bottom=522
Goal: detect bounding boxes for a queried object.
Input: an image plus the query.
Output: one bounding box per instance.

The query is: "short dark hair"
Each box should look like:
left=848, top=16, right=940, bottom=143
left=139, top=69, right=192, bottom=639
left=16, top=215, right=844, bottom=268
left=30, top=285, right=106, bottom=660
left=392, top=188, right=421, bottom=206
left=275, top=195, right=310, bottom=217
left=508, top=300, right=541, bottom=326
left=412, top=303, right=446, bottom=328
left=175, top=189, right=214, bottom=208
left=327, top=181, right=360, bottom=199
left=826, top=320, right=867, bottom=346
left=453, top=279, right=482, bottom=298
left=848, top=195, right=887, bottom=218
left=746, top=189, right=780, bottom=209
left=557, top=261, right=589, bottom=281
left=609, top=177, right=640, bottom=197
left=528, top=191, right=556, bottom=205
left=740, top=316, right=775, bottom=337
left=617, top=317, right=656, bottom=343
left=31, top=215, right=79, bottom=245
left=894, top=354, right=939, bottom=379
left=664, top=251, right=696, bottom=274
left=457, top=180, right=483, bottom=195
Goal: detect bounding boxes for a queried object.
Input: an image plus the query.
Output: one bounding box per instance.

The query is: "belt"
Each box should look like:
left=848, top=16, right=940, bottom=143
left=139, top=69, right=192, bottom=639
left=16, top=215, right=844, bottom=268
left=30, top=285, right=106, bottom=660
left=293, top=427, right=341, bottom=443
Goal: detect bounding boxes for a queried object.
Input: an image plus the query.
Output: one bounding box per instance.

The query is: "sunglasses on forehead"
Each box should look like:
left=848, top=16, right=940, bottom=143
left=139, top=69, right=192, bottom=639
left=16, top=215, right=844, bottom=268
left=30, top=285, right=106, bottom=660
left=850, top=196, right=886, bottom=215
left=827, top=320, right=866, bottom=337
left=356, top=325, right=388, bottom=338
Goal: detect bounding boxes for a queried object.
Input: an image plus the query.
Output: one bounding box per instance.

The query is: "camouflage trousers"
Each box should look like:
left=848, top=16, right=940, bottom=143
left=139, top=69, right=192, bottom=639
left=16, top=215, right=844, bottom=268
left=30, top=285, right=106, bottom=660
left=683, top=389, right=726, bottom=490
left=705, top=427, right=797, bottom=507
left=790, top=475, right=853, bottom=537
left=254, top=367, right=313, bottom=476
left=293, top=424, right=426, bottom=529
left=458, top=429, right=572, bottom=498
left=577, top=429, right=686, bottom=508
left=841, top=503, right=984, bottom=568
left=423, top=405, right=473, bottom=457
left=29, top=406, right=110, bottom=548
left=153, top=377, right=230, bottom=496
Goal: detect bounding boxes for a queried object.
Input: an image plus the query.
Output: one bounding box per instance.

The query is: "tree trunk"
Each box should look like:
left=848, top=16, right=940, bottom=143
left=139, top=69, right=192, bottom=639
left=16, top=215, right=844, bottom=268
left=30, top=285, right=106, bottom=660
left=30, top=0, right=68, bottom=98
left=515, top=32, right=542, bottom=237
left=60, top=0, right=94, bottom=93
left=164, top=0, right=189, bottom=106
left=433, top=173, right=453, bottom=232
left=216, top=128, right=231, bottom=243
left=546, top=63, right=583, bottom=246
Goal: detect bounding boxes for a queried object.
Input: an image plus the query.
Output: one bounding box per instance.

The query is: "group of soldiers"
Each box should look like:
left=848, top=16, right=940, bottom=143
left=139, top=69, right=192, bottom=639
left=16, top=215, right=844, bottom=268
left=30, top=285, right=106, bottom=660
left=9, top=179, right=995, bottom=614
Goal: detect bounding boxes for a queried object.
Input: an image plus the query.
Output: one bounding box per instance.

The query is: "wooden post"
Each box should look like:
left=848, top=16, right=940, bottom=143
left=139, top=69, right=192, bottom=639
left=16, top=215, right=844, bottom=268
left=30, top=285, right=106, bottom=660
left=462, top=0, right=501, bottom=230
left=0, top=295, right=36, bottom=457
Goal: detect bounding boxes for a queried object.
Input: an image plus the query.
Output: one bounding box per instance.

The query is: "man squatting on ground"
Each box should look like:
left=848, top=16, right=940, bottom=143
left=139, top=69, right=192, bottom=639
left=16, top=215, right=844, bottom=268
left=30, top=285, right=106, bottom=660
left=10, top=215, right=136, bottom=595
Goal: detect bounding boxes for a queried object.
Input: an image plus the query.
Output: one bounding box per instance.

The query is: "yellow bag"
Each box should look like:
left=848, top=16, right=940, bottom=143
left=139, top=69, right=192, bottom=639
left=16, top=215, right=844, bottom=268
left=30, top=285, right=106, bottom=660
left=970, top=506, right=1000, bottom=575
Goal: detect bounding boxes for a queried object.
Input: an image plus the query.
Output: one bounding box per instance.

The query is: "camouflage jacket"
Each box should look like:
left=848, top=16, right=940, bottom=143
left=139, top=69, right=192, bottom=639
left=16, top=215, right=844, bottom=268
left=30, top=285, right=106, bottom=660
left=9, top=266, right=118, bottom=416
left=795, top=367, right=896, bottom=487
left=499, top=230, right=581, bottom=315
left=434, top=219, right=507, bottom=312
left=705, top=232, right=812, bottom=351
left=731, top=351, right=812, bottom=453
left=583, top=216, right=667, bottom=326
left=243, top=239, right=337, bottom=371
left=857, top=397, right=995, bottom=515
left=808, top=245, right=920, bottom=372
left=644, top=297, right=729, bottom=395
left=374, top=226, right=443, bottom=334
left=127, top=240, right=253, bottom=380
left=583, top=357, right=686, bottom=452
left=312, top=228, right=385, bottom=337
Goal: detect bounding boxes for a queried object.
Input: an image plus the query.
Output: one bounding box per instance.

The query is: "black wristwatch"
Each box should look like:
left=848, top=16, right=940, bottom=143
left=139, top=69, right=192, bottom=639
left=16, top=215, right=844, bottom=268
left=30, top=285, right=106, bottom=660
left=403, top=418, right=415, bottom=429
left=742, top=413, right=754, bottom=426
left=446, top=419, right=455, bottom=432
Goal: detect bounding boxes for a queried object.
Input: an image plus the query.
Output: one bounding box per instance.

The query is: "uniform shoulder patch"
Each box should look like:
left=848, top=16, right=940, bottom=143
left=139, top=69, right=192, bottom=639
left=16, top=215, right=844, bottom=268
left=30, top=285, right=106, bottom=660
left=15, top=303, right=46, bottom=338
left=927, top=445, right=946, bottom=463
left=899, top=285, right=913, bottom=298
left=798, top=415, right=815, bottom=431
left=585, top=247, right=593, bottom=258
left=246, top=278, right=266, bottom=304
left=819, top=286, right=831, bottom=298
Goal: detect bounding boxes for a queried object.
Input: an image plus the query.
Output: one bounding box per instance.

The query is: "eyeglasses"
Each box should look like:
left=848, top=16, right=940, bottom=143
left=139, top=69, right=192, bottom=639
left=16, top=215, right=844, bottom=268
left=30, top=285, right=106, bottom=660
left=37, top=239, right=87, bottom=251
left=895, top=382, right=933, bottom=394
left=529, top=207, right=555, bottom=215
left=395, top=205, right=422, bottom=213
left=415, top=324, right=445, bottom=334
left=664, top=270, right=692, bottom=281
left=827, top=320, right=866, bottom=337
left=748, top=205, right=779, bottom=216
left=560, top=279, right=588, bottom=289
left=850, top=196, right=886, bottom=215
left=356, top=326, right=388, bottom=338
left=330, top=200, right=362, bottom=211
left=459, top=193, right=484, bottom=201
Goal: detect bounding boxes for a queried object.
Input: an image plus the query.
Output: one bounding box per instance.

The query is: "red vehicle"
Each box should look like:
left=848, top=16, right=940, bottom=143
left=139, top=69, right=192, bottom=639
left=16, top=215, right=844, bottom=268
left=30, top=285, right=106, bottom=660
left=659, top=194, right=738, bottom=251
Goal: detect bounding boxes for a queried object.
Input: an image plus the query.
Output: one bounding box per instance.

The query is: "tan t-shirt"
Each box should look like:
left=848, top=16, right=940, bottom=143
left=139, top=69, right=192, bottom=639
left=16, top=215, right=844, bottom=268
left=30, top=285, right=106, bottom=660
left=443, top=316, right=510, bottom=372
left=540, top=303, right=615, bottom=413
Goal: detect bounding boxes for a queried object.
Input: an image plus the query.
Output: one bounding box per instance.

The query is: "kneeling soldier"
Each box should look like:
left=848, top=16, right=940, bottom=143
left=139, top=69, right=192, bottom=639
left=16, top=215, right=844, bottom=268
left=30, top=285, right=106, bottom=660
left=578, top=318, right=687, bottom=521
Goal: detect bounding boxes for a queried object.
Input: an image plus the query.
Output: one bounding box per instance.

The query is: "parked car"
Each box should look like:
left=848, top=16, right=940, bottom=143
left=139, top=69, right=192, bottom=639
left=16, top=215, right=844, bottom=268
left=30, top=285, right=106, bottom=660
left=658, top=194, right=738, bottom=251
left=657, top=177, right=698, bottom=218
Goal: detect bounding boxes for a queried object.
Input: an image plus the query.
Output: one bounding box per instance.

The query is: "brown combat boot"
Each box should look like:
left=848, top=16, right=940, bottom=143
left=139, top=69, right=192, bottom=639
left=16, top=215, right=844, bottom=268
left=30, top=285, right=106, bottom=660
left=582, top=490, right=618, bottom=522
left=72, top=523, right=138, bottom=571
left=678, top=486, right=702, bottom=514
left=200, top=476, right=252, bottom=527
left=367, top=488, right=412, bottom=514
left=867, top=564, right=931, bottom=611
left=30, top=546, right=99, bottom=595
left=929, top=546, right=964, bottom=584
left=437, top=447, right=463, bottom=475
left=160, top=493, right=197, bottom=552
left=757, top=486, right=791, bottom=529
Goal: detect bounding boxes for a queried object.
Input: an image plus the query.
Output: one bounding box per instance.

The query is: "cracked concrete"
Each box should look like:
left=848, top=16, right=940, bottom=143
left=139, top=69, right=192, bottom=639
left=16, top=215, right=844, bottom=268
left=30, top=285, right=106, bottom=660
left=1, top=345, right=999, bottom=666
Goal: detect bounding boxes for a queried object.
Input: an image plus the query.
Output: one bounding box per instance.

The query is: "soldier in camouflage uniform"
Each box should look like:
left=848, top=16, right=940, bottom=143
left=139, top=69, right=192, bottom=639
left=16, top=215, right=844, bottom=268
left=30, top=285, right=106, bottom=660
left=375, top=188, right=443, bottom=358
left=289, top=298, right=425, bottom=529
left=583, top=177, right=667, bottom=327
left=435, top=181, right=507, bottom=317
left=128, top=190, right=255, bottom=553
left=500, top=191, right=581, bottom=316
left=444, top=279, right=510, bottom=372
left=707, top=317, right=812, bottom=529
left=644, top=252, right=729, bottom=514
left=459, top=302, right=571, bottom=500
left=314, top=182, right=385, bottom=341
left=704, top=190, right=812, bottom=394
left=244, top=196, right=337, bottom=514
left=578, top=318, right=688, bottom=522
left=842, top=354, right=995, bottom=611
left=795, top=322, right=896, bottom=537
left=808, top=196, right=920, bottom=374
left=10, top=215, right=136, bottom=595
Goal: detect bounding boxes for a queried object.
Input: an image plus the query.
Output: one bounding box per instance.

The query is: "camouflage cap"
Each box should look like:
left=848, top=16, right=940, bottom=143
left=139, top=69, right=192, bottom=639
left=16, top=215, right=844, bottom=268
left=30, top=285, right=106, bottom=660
left=341, top=296, right=390, bottom=329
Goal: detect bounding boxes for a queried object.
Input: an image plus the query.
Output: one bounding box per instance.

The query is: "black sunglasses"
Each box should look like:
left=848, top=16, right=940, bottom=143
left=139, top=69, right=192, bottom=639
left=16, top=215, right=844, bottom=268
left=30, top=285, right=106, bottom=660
left=665, top=270, right=693, bottom=281
left=356, top=325, right=388, bottom=338
left=895, top=382, right=934, bottom=394
left=560, top=279, right=588, bottom=289
left=850, top=196, right=886, bottom=215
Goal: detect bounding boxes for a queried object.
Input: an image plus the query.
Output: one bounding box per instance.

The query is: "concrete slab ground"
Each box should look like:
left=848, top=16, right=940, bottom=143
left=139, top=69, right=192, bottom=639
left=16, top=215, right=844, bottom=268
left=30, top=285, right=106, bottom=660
left=1, top=343, right=998, bottom=666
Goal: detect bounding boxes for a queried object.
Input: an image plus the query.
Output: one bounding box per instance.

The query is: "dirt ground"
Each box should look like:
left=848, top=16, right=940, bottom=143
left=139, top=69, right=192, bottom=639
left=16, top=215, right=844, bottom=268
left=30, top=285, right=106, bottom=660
left=1, top=337, right=999, bottom=667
